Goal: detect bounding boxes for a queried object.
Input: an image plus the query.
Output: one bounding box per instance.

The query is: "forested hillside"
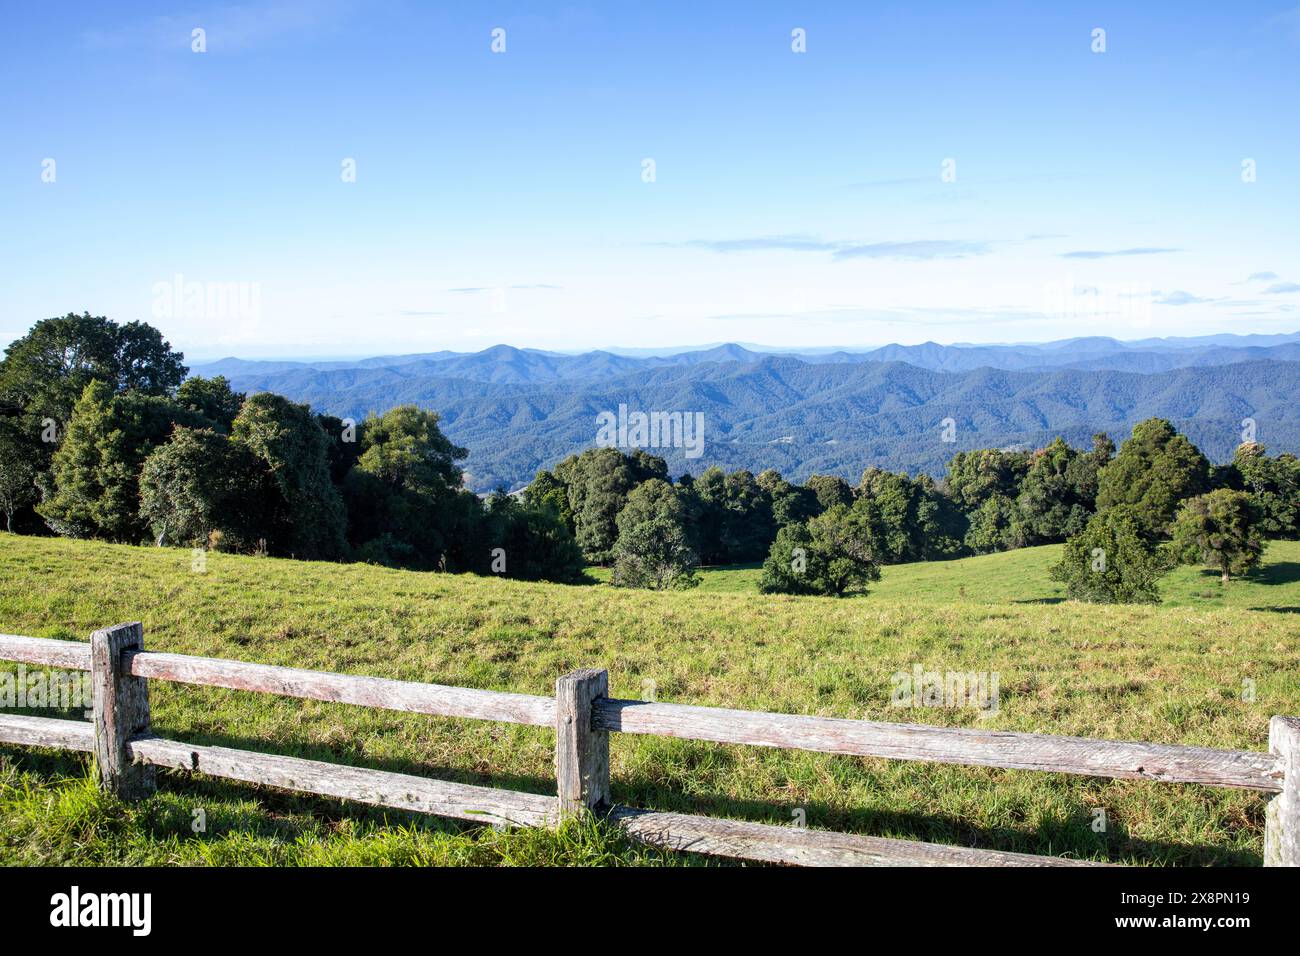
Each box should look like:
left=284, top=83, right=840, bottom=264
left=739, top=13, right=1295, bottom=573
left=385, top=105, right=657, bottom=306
left=207, top=350, right=1300, bottom=491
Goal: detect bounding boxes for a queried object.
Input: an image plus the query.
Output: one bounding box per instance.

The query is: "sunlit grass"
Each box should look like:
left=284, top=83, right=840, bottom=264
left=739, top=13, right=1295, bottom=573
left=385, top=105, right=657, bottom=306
left=2, top=533, right=1297, bottom=866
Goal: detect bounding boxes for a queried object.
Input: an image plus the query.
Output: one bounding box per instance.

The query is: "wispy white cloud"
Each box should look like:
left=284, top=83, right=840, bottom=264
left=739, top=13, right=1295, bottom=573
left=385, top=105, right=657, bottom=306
left=707, top=304, right=1054, bottom=326
left=656, top=234, right=993, bottom=261
left=1061, top=247, right=1180, bottom=259
left=1153, top=290, right=1212, bottom=305
left=446, top=284, right=561, bottom=293
left=1264, top=282, right=1300, bottom=294
left=834, top=240, right=990, bottom=260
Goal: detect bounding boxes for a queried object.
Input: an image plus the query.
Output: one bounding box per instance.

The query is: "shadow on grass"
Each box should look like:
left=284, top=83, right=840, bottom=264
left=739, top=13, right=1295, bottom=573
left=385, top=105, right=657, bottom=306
left=4, top=737, right=1261, bottom=867
left=1243, top=561, right=1300, bottom=587
left=608, top=776, right=1261, bottom=868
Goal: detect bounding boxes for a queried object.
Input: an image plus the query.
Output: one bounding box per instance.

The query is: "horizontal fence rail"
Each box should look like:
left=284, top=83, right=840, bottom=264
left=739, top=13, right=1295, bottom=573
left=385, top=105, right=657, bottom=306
left=1, top=626, right=1296, bottom=867
left=0, top=634, right=91, bottom=671
left=125, top=650, right=556, bottom=727
left=593, top=699, right=1285, bottom=792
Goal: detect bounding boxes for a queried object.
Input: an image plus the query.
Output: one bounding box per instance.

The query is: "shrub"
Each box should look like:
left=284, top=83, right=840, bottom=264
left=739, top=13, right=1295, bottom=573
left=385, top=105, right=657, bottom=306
left=610, top=514, right=699, bottom=590
left=759, top=504, right=882, bottom=597
left=1049, top=508, right=1164, bottom=604
left=1170, top=489, right=1266, bottom=584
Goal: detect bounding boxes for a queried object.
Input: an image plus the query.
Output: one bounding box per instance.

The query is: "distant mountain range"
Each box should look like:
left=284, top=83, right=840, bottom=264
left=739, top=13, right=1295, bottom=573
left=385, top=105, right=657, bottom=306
left=194, top=332, right=1300, bottom=491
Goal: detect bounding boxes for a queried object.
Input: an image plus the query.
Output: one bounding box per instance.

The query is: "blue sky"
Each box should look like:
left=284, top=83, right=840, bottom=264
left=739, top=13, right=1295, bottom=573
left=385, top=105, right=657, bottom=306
left=2, top=1, right=1298, bottom=359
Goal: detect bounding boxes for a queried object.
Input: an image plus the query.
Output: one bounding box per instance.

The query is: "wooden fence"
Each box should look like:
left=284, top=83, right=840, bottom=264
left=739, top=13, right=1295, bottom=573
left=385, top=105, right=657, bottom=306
left=1, top=624, right=1296, bottom=867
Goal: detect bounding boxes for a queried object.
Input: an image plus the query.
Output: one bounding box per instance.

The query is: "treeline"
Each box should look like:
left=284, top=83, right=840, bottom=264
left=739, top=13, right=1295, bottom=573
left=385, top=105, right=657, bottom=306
left=0, top=314, right=585, bottom=582
left=529, top=419, right=1298, bottom=596
left=3, top=315, right=1296, bottom=601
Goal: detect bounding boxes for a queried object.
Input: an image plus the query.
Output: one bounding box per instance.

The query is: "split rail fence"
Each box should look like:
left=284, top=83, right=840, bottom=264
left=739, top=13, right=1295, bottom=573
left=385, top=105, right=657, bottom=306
left=0, top=624, right=1296, bottom=866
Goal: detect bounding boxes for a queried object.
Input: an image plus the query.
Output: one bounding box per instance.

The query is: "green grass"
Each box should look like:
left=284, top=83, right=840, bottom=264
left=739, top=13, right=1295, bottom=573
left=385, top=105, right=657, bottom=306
left=2, top=533, right=1298, bottom=866
left=675, top=541, right=1300, bottom=611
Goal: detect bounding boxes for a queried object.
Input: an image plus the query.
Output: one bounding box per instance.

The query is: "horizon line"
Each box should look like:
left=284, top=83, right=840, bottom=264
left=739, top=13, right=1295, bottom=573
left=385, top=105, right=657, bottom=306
left=183, top=328, right=1300, bottom=366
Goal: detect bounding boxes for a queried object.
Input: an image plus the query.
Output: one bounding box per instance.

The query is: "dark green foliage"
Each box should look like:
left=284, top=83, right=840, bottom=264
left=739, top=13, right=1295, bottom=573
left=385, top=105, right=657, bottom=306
left=176, top=375, right=244, bottom=432
left=482, top=492, right=586, bottom=583
left=343, top=405, right=472, bottom=569
left=756, top=469, right=818, bottom=528
left=759, top=504, right=882, bottom=597
left=230, top=393, right=346, bottom=560
left=37, top=381, right=203, bottom=542
left=615, top=478, right=688, bottom=536
left=0, top=418, right=37, bottom=532
left=1170, top=489, right=1266, bottom=583
left=1097, top=418, right=1210, bottom=540
left=857, top=468, right=964, bottom=561
left=0, top=314, right=188, bottom=532
left=555, top=448, right=668, bottom=564
left=610, top=514, right=699, bottom=590
left=315, top=413, right=362, bottom=484
left=138, top=427, right=232, bottom=546
left=1232, top=442, right=1299, bottom=539
left=0, top=313, right=186, bottom=423
left=964, top=494, right=1023, bottom=554
left=1049, top=509, right=1164, bottom=604
left=944, top=448, right=1032, bottom=511
left=1012, top=437, right=1103, bottom=545
left=523, top=469, right=573, bottom=532
left=691, top=467, right=774, bottom=564
left=804, top=473, right=854, bottom=513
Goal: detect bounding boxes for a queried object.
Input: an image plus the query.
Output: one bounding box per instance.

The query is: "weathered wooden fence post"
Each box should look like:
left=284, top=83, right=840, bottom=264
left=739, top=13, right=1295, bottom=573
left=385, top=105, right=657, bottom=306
left=1265, top=716, right=1300, bottom=866
left=555, top=668, right=610, bottom=819
left=91, top=622, right=155, bottom=801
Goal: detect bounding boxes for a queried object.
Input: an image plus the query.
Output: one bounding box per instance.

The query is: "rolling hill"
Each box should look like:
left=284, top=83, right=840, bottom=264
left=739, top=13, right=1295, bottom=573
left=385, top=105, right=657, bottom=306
left=1, top=532, right=1296, bottom=865
left=198, top=344, right=1300, bottom=490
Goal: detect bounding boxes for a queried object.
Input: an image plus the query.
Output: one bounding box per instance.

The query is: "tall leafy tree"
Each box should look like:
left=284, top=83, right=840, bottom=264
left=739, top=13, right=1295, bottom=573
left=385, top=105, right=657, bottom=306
left=138, top=426, right=232, bottom=546
left=1096, top=418, right=1209, bottom=540
left=756, top=469, right=818, bottom=528
left=964, top=493, right=1024, bottom=554
left=557, top=448, right=663, bottom=564
left=1232, top=442, right=1299, bottom=539
left=0, top=313, right=186, bottom=423
left=615, top=478, right=689, bottom=537
left=353, top=405, right=465, bottom=493
left=1170, top=489, right=1266, bottom=584
left=0, top=314, right=188, bottom=531
left=857, top=467, right=964, bottom=561
left=759, top=504, right=882, bottom=597
left=176, top=375, right=244, bottom=432
left=37, top=381, right=200, bottom=541
left=482, top=491, right=586, bottom=583
left=231, top=393, right=346, bottom=560
left=804, top=473, right=854, bottom=513
left=690, top=467, right=777, bottom=564
left=1014, top=438, right=1094, bottom=545
left=944, top=447, right=1032, bottom=511
left=344, top=405, right=473, bottom=568
left=523, top=469, right=573, bottom=533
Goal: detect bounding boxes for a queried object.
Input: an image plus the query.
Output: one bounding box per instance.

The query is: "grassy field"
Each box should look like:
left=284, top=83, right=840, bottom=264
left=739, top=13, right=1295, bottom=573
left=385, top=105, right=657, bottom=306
left=2, top=533, right=1298, bottom=866
left=608, top=544, right=1300, bottom=611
